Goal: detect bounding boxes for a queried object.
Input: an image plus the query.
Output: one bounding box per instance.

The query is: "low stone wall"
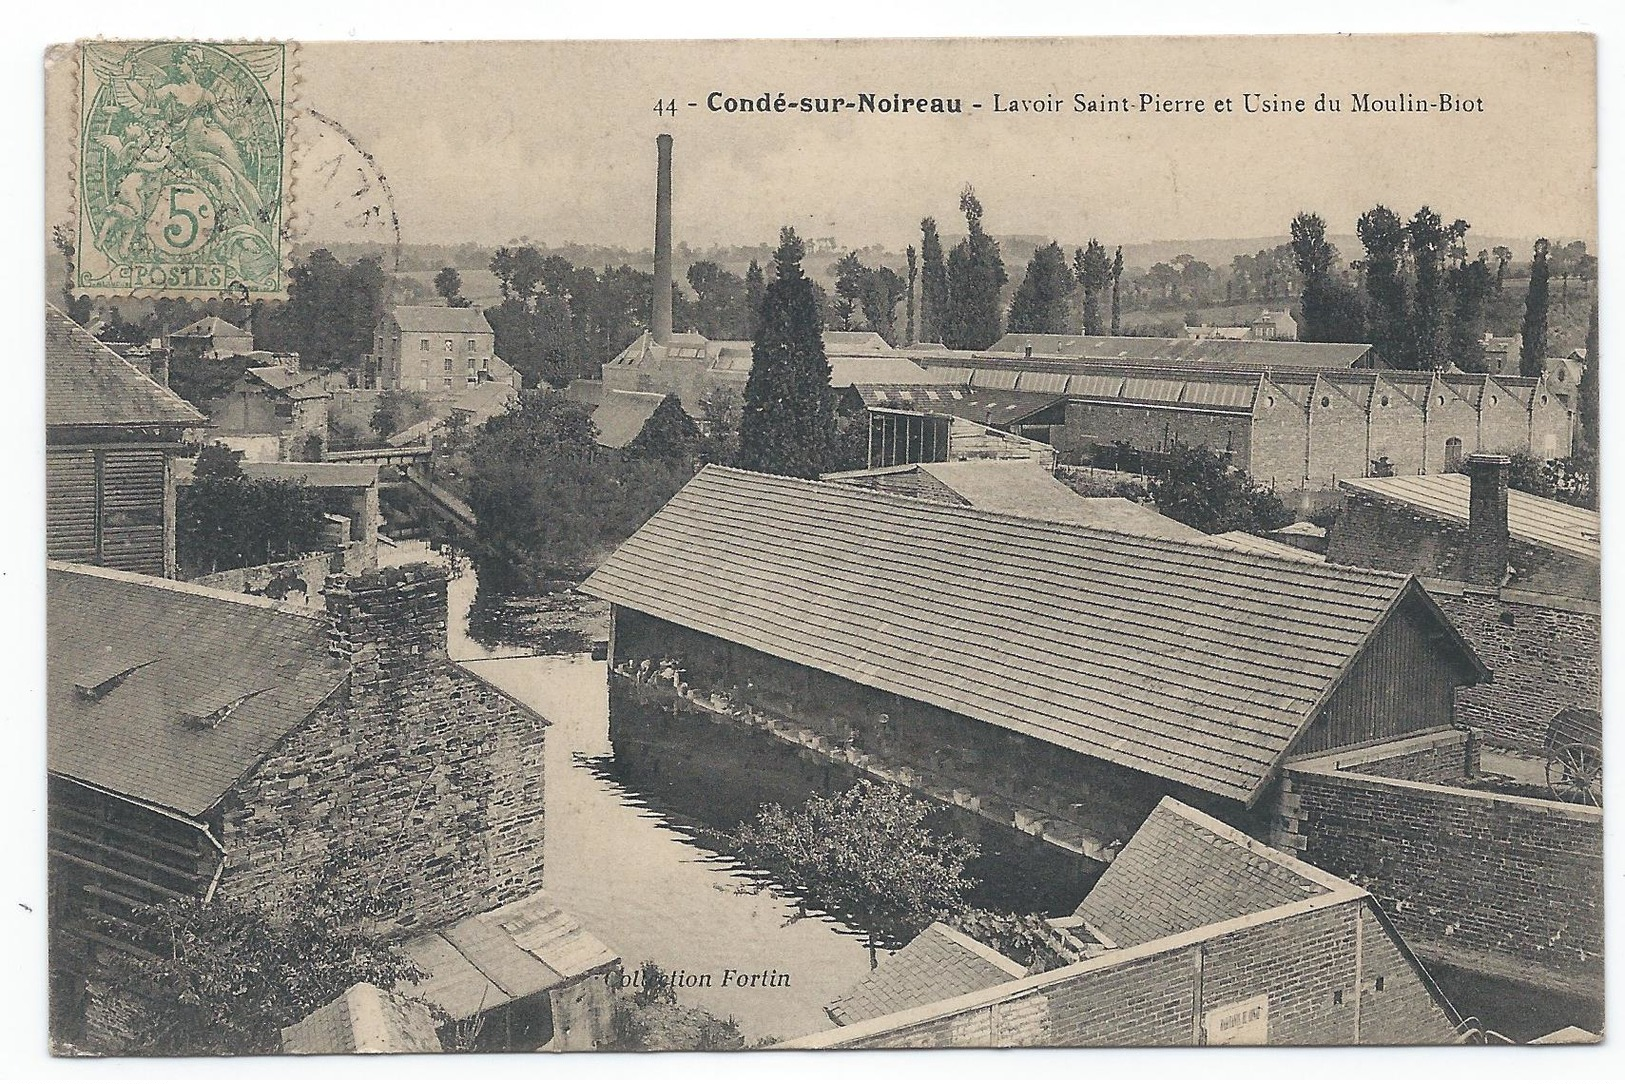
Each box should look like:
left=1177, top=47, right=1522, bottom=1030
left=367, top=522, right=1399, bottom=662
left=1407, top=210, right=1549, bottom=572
left=1278, top=740, right=1602, bottom=996
left=189, top=541, right=375, bottom=609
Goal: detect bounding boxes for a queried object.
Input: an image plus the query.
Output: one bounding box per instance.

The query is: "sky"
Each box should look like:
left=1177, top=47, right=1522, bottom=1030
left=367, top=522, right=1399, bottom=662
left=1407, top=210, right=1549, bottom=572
left=46, top=34, right=1597, bottom=255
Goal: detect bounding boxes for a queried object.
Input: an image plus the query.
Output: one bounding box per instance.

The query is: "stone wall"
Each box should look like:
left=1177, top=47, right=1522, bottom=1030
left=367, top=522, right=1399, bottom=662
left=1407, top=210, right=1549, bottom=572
left=190, top=541, right=375, bottom=609
left=1428, top=585, right=1601, bottom=751
left=789, top=896, right=1457, bottom=1048
left=216, top=565, right=547, bottom=936
left=1278, top=747, right=1603, bottom=996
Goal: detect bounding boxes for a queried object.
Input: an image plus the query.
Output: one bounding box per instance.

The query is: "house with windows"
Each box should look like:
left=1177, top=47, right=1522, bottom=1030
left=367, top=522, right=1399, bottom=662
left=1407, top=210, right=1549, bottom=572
left=370, top=305, right=521, bottom=398
left=202, top=361, right=331, bottom=462
left=166, top=315, right=254, bottom=360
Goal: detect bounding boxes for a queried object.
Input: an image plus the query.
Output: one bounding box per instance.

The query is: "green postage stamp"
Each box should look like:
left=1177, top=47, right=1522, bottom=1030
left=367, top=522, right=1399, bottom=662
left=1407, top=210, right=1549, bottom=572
left=76, top=41, right=289, bottom=299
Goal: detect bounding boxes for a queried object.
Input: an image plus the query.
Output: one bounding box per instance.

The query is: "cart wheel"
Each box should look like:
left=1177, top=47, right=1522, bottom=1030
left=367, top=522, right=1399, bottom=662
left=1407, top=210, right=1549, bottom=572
left=1546, top=742, right=1602, bottom=806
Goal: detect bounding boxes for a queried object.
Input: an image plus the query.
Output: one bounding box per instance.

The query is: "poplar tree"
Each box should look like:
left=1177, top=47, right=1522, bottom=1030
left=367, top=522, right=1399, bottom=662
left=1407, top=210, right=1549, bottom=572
left=918, top=218, right=948, bottom=344
left=1007, top=241, right=1073, bottom=334
left=1405, top=207, right=1452, bottom=371
left=1110, top=246, right=1124, bottom=334
left=736, top=228, right=833, bottom=479
left=1073, top=240, right=1112, bottom=336
left=905, top=244, right=918, bottom=344
left=743, top=259, right=766, bottom=338
left=1578, top=300, right=1599, bottom=454
left=1520, top=238, right=1552, bottom=377
left=1356, top=205, right=1411, bottom=367
left=943, top=186, right=1007, bottom=350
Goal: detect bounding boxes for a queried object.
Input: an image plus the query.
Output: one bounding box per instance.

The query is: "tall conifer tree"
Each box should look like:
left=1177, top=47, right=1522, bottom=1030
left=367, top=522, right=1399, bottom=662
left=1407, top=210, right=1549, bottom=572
left=943, top=186, right=1007, bottom=349
left=919, top=218, right=948, bottom=345
left=1007, top=242, right=1073, bottom=334
left=1521, top=238, right=1552, bottom=377
left=737, top=228, right=833, bottom=479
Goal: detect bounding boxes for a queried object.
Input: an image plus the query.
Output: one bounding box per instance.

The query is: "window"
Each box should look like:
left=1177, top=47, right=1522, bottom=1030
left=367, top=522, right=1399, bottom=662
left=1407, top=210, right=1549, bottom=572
left=467, top=374, right=478, bottom=385
left=467, top=357, right=477, bottom=370
left=1444, top=436, right=1464, bottom=469
left=444, top=358, right=454, bottom=372
left=1379, top=394, right=1390, bottom=407
left=1320, top=396, right=1331, bottom=407
left=445, top=339, right=454, bottom=351
left=444, top=377, right=453, bottom=388
left=420, top=338, right=429, bottom=351
left=467, top=338, right=477, bottom=352
left=481, top=357, right=490, bottom=370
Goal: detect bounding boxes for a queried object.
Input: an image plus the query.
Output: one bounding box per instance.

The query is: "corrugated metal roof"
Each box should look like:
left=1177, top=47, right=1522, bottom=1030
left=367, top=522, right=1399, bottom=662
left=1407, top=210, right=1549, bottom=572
left=856, top=386, right=1063, bottom=426
left=582, top=467, right=1453, bottom=804
left=1074, top=797, right=1337, bottom=948
left=1065, top=373, right=1126, bottom=398
left=826, top=923, right=1025, bottom=1026
left=389, top=305, right=494, bottom=335
left=968, top=369, right=1020, bottom=391
left=399, top=893, right=617, bottom=1020
left=47, top=562, right=348, bottom=816
left=1181, top=379, right=1260, bottom=410
left=46, top=305, right=206, bottom=428
left=1340, top=473, right=1601, bottom=563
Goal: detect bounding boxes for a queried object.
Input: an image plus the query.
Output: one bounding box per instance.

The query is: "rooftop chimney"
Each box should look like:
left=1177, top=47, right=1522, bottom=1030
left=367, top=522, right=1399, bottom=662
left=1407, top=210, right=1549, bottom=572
left=652, top=133, right=674, bottom=345
left=1464, top=453, right=1510, bottom=587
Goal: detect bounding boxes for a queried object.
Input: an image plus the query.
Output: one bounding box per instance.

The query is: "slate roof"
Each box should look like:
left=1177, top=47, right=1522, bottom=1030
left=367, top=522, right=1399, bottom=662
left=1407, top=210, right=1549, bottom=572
left=247, top=366, right=329, bottom=400
left=583, top=467, right=1483, bottom=804
left=46, top=305, right=206, bottom=428
left=1074, top=797, right=1341, bottom=948
left=399, top=893, right=618, bottom=1019
left=1340, top=473, right=1600, bottom=564
left=169, top=315, right=249, bottom=341
left=590, top=390, right=671, bottom=449
left=47, top=562, right=348, bottom=817
left=1207, top=531, right=1326, bottom=562
left=826, top=923, right=1026, bottom=1026
left=389, top=305, right=494, bottom=336
left=984, top=333, right=1375, bottom=371
left=280, top=983, right=443, bottom=1054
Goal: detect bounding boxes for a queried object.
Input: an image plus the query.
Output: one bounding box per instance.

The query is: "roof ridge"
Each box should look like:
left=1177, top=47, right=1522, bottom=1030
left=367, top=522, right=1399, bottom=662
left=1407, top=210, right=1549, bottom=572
left=46, top=560, right=330, bottom=623
left=1148, top=796, right=1354, bottom=892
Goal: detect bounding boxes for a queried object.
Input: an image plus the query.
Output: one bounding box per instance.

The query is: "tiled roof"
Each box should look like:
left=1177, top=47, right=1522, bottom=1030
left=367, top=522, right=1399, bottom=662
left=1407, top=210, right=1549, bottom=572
left=279, top=983, right=442, bottom=1054
left=911, top=461, right=1207, bottom=540
left=47, top=562, right=348, bottom=816
left=983, top=334, right=1375, bottom=371
left=1340, top=473, right=1600, bottom=564
left=582, top=467, right=1477, bottom=803
left=46, top=305, right=206, bottom=428
left=169, top=315, right=248, bottom=340
left=591, top=390, right=671, bottom=449
left=247, top=366, right=329, bottom=400
left=1075, top=797, right=1340, bottom=948
left=399, top=893, right=618, bottom=1020
left=389, top=305, right=494, bottom=335
left=1207, top=531, right=1326, bottom=563
left=826, top=923, right=1025, bottom=1026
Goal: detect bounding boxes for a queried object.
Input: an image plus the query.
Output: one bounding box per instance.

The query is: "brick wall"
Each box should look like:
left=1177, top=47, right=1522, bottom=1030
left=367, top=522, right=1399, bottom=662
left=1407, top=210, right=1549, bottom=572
left=1306, top=379, right=1369, bottom=488
left=1248, top=385, right=1309, bottom=491
left=216, top=565, right=547, bottom=936
left=1477, top=381, right=1533, bottom=456
left=792, top=896, right=1457, bottom=1047
left=1303, top=727, right=1480, bottom=785
left=1279, top=758, right=1603, bottom=995
left=1367, top=379, right=1427, bottom=476
left=1429, top=586, right=1600, bottom=751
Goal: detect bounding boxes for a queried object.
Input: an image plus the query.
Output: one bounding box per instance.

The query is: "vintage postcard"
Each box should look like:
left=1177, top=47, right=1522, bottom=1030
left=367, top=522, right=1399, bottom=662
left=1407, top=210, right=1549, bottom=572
left=40, top=34, right=1600, bottom=1056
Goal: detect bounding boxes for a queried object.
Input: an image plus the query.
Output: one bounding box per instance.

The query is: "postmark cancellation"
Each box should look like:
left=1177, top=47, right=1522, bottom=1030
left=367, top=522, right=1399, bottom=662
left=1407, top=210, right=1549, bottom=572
left=75, top=41, right=290, bottom=300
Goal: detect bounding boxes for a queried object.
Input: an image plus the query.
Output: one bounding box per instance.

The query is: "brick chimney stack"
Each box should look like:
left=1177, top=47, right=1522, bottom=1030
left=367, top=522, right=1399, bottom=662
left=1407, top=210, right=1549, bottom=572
left=1464, top=453, right=1510, bottom=587
left=325, top=564, right=449, bottom=700
left=652, top=133, right=674, bottom=345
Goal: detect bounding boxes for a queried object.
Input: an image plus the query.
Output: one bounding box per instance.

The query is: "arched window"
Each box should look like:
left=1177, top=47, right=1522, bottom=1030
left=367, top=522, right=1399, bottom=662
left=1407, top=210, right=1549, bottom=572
left=1444, top=437, right=1464, bottom=469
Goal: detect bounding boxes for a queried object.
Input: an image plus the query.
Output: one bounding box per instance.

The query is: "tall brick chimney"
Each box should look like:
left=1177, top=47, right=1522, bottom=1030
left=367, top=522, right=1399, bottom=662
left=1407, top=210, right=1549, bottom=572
left=1464, top=453, right=1510, bottom=587
left=325, top=564, right=449, bottom=701
left=652, top=133, right=674, bottom=345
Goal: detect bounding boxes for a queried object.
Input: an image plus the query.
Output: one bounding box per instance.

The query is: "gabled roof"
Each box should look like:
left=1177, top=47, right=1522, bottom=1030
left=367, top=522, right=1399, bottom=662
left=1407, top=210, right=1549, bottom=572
left=1207, top=531, right=1327, bottom=563
left=388, top=305, right=494, bottom=336
left=826, top=922, right=1025, bottom=1026
left=855, top=385, right=1067, bottom=427
left=46, top=305, right=206, bottom=428
left=280, top=983, right=442, bottom=1054
left=827, top=355, right=952, bottom=387
left=47, top=562, right=348, bottom=817
left=246, top=366, right=329, bottom=400
left=169, top=315, right=248, bottom=341
left=590, top=389, right=671, bottom=449
left=1074, top=797, right=1340, bottom=948
left=583, top=467, right=1480, bottom=804
left=1340, top=473, right=1600, bottom=564
left=916, top=461, right=1207, bottom=540
left=981, top=334, right=1375, bottom=371
left=399, top=893, right=618, bottom=1020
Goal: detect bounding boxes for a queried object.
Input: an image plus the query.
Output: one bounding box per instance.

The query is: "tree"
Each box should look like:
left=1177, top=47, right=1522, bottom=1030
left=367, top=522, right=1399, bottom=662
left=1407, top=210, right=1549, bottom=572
left=624, top=394, right=701, bottom=464
left=1356, top=206, right=1411, bottom=367
left=1405, top=207, right=1453, bottom=371
left=252, top=249, right=388, bottom=371
left=859, top=265, right=906, bottom=345
left=1072, top=240, right=1112, bottom=336
left=736, top=228, right=834, bottom=479
left=371, top=388, right=432, bottom=440
left=1446, top=255, right=1494, bottom=372
left=697, top=385, right=742, bottom=465
left=177, top=444, right=328, bottom=574
left=93, top=849, right=421, bottom=1056
left=918, top=217, right=949, bottom=345
left=730, top=781, right=978, bottom=966
left=604, top=962, right=751, bottom=1051
left=833, top=251, right=867, bottom=331
left=434, top=266, right=470, bottom=307
left=1520, top=238, right=1552, bottom=377
left=1290, top=212, right=1346, bottom=342
left=1110, top=246, right=1124, bottom=334
left=1492, top=245, right=1513, bottom=290
left=943, top=186, right=1008, bottom=349
left=1149, top=444, right=1292, bottom=534
left=686, top=260, right=749, bottom=339
left=1578, top=300, right=1599, bottom=453
left=743, top=260, right=766, bottom=338
left=1007, top=241, right=1073, bottom=334
left=905, top=244, right=918, bottom=344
